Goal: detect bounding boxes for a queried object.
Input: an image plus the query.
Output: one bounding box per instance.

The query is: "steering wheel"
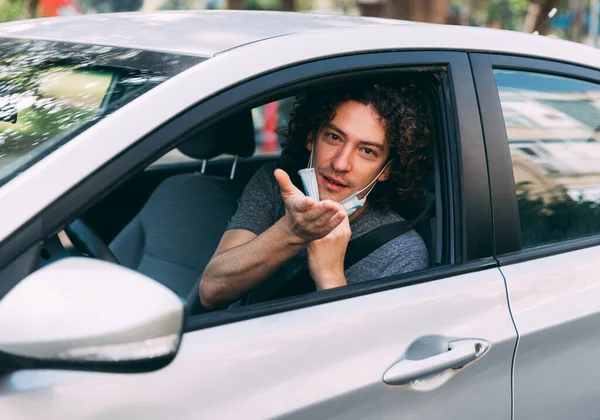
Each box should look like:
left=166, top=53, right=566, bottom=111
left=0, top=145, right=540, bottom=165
left=62, top=219, right=119, bottom=264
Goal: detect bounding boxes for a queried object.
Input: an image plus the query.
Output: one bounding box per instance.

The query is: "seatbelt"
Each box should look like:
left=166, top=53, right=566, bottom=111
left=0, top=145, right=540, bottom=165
left=343, top=198, right=435, bottom=270
left=268, top=198, right=435, bottom=301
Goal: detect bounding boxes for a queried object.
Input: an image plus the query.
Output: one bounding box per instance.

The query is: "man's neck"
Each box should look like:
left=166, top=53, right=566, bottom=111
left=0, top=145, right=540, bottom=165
left=348, top=201, right=368, bottom=222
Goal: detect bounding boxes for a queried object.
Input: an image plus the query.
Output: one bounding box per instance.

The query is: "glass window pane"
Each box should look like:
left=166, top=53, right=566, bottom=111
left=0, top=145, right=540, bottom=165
left=0, top=39, right=204, bottom=186
left=494, top=69, right=600, bottom=248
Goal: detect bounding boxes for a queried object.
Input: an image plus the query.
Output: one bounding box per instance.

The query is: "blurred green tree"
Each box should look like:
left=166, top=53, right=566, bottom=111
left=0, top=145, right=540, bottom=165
left=0, top=0, right=38, bottom=21
left=516, top=182, right=600, bottom=248
left=85, top=0, right=143, bottom=12
left=451, top=0, right=530, bottom=29
left=157, top=0, right=192, bottom=9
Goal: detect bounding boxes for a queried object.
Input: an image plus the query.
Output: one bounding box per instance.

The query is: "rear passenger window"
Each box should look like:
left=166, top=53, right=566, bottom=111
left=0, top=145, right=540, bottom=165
left=252, top=98, right=293, bottom=156
left=151, top=98, right=293, bottom=167
left=494, top=70, right=600, bottom=248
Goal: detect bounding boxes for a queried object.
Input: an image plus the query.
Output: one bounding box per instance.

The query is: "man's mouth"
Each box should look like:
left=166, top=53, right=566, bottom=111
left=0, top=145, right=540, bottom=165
left=321, top=174, right=348, bottom=191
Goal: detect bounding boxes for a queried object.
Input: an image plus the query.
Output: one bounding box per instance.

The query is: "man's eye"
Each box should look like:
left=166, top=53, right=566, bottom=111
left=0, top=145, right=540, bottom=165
left=328, top=133, right=340, bottom=141
left=363, top=148, right=376, bottom=156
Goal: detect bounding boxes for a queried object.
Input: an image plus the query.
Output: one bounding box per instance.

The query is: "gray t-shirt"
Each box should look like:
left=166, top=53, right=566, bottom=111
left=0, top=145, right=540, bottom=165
left=227, top=162, right=428, bottom=298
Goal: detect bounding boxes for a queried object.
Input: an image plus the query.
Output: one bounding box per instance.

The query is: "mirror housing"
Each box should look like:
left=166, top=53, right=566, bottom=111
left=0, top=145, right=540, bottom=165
left=0, top=258, right=185, bottom=374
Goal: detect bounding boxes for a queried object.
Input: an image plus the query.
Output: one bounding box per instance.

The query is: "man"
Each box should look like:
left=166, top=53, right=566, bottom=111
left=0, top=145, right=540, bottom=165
left=200, top=81, right=433, bottom=309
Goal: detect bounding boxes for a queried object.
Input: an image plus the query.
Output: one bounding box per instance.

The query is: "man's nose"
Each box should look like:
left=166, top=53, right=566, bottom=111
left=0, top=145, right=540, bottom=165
left=331, top=146, right=352, bottom=172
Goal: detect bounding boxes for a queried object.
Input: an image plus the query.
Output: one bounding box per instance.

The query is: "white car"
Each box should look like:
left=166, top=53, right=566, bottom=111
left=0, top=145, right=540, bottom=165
left=0, top=9, right=599, bottom=420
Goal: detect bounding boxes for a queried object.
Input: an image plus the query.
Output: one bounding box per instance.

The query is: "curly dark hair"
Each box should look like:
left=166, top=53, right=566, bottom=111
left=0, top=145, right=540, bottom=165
left=278, top=80, right=434, bottom=217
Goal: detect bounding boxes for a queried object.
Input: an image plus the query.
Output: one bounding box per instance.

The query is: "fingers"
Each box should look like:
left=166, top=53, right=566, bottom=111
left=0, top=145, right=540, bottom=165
left=320, top=210, right=347, bottom=234
left=285, top=199, right=346, bottom=242
left=286, top=194, right=315, bottom=212
left=302, top=199, right=339, bottom=222
left=309, top=201, right=346, bottom=230
left=274, top=169, right=303, bottom=199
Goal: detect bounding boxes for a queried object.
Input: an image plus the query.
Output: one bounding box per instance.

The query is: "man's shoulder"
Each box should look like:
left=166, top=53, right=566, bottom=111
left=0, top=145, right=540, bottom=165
left=241, top=160, right=280, bottom=194
left=376, top=215, right=429, bottom=267
left=350, top=206, right=404, bottom=237
left=347, top=209, right=429, bottom=279
left=354, top=206, right=428, bottom=252
left=227, top=160, right=282, bottom=235
left=252, top=161, right=279, bottom=182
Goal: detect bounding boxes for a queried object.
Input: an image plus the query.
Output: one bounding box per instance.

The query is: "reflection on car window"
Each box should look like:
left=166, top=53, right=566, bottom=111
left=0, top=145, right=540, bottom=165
left=494, top=69, right=600, bottom=247
left=0, top=39, right=204, bottom=186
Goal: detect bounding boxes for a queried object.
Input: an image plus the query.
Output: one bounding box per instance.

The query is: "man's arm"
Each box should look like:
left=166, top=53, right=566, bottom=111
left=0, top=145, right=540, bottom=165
left=199, top=221, right=305, bottom=310
left=200, top=169, right=346, bottom=310
left=306, top=214, right=351, bottom=291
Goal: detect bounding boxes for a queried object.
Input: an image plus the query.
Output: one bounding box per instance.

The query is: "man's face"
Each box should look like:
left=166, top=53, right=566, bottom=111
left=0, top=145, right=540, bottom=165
left=307, top=100, right=391, bottom=205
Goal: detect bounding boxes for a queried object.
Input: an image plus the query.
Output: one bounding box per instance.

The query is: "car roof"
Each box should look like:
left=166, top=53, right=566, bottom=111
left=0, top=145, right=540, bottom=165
left=0, top=10, right=406, bottom=57
left=0, top=10, right=598, bottom=71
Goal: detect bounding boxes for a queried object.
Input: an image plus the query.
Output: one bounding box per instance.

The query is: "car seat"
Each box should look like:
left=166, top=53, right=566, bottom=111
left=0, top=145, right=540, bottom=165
left=109, top=111, right=255, bottom=304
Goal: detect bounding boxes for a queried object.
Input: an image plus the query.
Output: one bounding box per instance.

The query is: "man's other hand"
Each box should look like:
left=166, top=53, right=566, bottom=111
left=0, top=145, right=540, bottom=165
left=307, top=214, right=351, bottom=290
left=274, top=169, right=346, bottom=244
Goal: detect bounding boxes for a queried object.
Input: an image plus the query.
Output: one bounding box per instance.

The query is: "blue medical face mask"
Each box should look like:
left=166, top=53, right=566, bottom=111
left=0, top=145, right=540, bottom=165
left=298, top=142, right=390, bottom=216
left=298, top=146, right=320, bottom=201
left=339, top=161, right=391, bottom=216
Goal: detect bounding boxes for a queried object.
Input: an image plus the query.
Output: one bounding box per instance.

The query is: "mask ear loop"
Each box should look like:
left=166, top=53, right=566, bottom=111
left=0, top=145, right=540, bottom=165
left=307, top=129, right=317, bottom=168
left=355, top=160, right=392, bottom=199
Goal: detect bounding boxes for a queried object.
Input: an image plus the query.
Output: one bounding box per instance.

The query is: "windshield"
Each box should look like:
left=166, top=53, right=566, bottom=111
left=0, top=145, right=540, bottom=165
left=0, top=39, right=204, bottom=186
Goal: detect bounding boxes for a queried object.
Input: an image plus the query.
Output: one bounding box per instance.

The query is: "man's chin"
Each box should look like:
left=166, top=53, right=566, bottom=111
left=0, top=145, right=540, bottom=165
left=318, top=190, right=344, bottom=204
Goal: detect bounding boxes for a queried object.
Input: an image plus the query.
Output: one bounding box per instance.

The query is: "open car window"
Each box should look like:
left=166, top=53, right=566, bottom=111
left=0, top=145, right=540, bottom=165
left=22, top=61, right=452, bottom=317
left=151, top=97, right=294, bottom=168
left=97, top=73, right=445, bottom=312
left=0, top=39, right=203, bottom=187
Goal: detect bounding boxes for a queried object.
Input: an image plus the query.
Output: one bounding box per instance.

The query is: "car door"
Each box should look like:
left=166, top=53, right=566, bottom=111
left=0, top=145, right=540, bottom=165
left=472, top=52, right=600, bottom=419
left=0, top=51, right=516, bottom=419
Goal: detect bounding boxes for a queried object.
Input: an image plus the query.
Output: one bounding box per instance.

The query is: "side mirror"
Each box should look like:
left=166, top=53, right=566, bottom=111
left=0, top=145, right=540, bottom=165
left=0, top=258, right=185, bottom=374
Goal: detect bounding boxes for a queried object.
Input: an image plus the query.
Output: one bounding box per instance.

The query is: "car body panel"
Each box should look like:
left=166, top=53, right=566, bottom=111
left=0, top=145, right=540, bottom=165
left=471, top=51, right=600, bottom=420
left=0, top=10, right=405, bottom=57
left=502, top=246, right=600, bottom=419
left=0, top=10, right=597, bottom=71
left=0, top=268, right=515, bottom=419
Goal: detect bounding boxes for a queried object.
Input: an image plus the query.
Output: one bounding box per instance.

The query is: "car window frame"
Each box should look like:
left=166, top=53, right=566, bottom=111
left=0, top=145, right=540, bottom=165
left=0, top=50, right=493, bottom=331
left=470, top=52, right=600, bottom=265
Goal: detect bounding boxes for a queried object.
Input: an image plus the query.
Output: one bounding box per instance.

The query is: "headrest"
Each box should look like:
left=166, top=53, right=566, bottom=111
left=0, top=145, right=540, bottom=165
left=178, top=110, right=256, bottom=160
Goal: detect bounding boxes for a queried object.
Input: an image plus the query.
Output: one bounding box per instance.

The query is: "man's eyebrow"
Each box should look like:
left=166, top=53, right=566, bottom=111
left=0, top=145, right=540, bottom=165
left=325, top=123, right=346, bottom=137
left=359, top=140, right=385, bottom=151
left=325, top=123, right=385, bottom=151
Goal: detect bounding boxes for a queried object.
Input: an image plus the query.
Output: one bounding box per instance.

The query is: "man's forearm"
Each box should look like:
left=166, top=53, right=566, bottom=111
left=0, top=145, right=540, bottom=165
left=200, top=219, right=306, bottom=309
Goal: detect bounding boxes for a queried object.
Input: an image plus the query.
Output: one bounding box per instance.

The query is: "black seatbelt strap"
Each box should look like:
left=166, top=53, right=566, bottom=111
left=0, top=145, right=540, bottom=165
left=343, top=198, right=435, bottom=270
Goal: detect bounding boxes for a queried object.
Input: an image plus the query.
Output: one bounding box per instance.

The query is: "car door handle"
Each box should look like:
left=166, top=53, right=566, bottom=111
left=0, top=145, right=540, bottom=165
left=383, top=339, right=489, bottom=385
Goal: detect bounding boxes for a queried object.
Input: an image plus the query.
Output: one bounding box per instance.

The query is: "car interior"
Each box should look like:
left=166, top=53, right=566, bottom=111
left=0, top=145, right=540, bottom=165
left=34, top=72, right=452, bottom=315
